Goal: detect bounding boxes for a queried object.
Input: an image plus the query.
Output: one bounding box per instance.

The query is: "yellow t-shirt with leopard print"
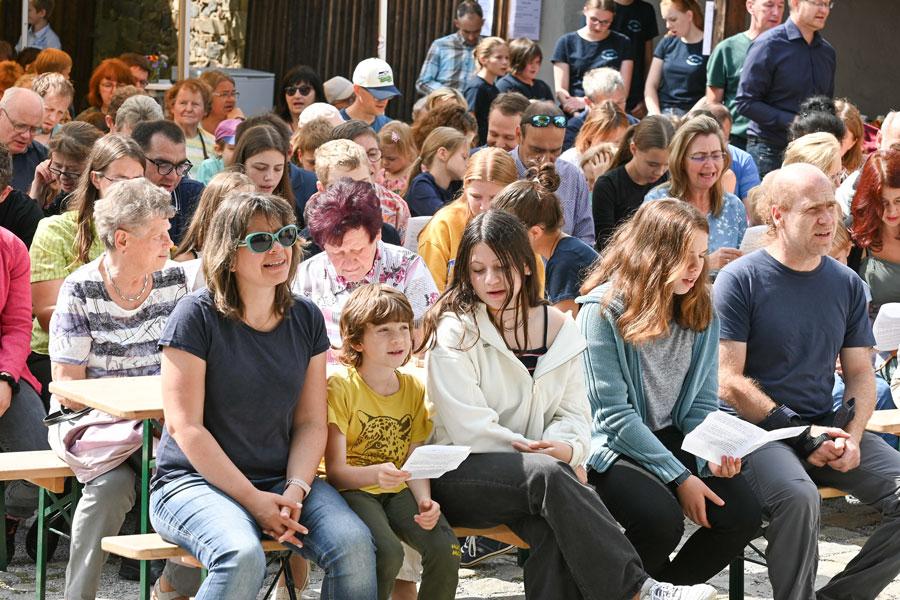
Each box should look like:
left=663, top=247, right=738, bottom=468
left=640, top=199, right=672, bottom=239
left=327, top=367, right=432, bottom=494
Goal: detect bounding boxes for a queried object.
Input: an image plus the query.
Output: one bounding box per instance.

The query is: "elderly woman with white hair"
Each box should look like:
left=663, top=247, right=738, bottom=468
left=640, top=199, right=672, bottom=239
left=113, top=94, right=164, bottom=137
left=48, top=177, right=194, bottom=600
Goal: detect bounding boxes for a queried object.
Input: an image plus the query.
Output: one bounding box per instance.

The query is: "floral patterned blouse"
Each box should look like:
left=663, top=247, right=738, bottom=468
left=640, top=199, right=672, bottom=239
left=643, top=183, right=747, bottom=252
left=291, top=240, right=439, bottom=356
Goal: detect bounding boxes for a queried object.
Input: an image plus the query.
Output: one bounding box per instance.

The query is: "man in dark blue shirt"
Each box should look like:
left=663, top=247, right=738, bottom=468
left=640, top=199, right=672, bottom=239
left=735, top=0, right=836, bottom=177
left=131, top=120, right=204, bottom=246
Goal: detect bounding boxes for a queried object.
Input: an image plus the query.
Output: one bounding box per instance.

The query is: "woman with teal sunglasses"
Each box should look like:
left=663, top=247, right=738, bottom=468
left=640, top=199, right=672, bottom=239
left=150, top=191, right=378, bottom=599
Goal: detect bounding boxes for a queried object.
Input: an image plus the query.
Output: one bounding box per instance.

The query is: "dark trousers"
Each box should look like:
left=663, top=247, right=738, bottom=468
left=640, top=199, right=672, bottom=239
left=27, top=351, right=51, bottom=411
left=729, top=135, right=747, bottom=151
left=431, top=452, right=646, bottom=600
left=746, top=136, right=786, bottom=178
left=588, top=427, right=761, bottom=585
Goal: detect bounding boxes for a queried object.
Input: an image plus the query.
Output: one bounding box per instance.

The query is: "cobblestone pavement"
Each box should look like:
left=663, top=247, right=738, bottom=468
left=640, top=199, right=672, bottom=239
left=2, top=497, right=899, bottom=599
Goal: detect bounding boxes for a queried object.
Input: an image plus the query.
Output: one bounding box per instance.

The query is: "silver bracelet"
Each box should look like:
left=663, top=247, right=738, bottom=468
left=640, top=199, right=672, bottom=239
left=286, top=478, right=311, bottom=497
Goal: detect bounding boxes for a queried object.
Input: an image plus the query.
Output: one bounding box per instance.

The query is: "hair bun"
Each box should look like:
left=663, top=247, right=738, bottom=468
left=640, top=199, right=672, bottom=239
left=524, top=163, right=561, bottom=194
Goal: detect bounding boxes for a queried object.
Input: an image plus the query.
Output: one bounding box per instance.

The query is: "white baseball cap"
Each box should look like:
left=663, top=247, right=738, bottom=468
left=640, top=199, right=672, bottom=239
left=352, top=58, right=401, bottom=101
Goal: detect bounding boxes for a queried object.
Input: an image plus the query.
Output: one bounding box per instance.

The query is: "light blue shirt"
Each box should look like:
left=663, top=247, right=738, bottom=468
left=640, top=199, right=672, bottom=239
left=416, top=32, right=479, bottom=95
left=16, top=24, right=60, bottom=51
left=644, top=183, right=747, bottom=252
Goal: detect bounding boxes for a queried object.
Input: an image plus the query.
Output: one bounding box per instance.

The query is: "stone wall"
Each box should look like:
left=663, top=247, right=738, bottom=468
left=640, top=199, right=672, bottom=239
left=171, top=0, right=248, bottom=68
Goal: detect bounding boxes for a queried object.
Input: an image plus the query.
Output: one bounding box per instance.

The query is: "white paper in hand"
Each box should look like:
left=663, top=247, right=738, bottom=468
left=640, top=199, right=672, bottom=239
left=682, top=411, right=806, bottom=464
left=401, top=445, right=470, bottom=480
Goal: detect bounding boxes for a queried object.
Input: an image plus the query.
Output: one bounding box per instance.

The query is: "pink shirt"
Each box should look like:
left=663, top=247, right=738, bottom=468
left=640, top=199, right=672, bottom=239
left=0, top=226, right=39, bottom=392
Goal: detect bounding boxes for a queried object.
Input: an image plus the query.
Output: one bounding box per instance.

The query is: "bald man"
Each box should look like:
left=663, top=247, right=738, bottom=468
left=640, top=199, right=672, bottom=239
left=714, top=163, right=900, bottom=599
left=837, top=110, right=900, bottom=215
left=0, top=88, right=47, bottom=192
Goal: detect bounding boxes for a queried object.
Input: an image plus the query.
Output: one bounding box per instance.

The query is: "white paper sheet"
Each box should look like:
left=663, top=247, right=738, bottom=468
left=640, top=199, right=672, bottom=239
left=478, top=0, right=495, bottom=36
left=401, top=445, right=471, bottom=480
left=703, top=1, right=715, bottom=55
left=682, top=411, right=807, bottom=464
left=508, top=0, right=542, bottom=40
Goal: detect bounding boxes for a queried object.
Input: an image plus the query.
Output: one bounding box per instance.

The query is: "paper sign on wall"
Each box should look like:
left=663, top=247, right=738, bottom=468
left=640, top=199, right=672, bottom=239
left=478, top=0, right=495, bottom=36
left=703, top=1, right=715, bottom=55
left=508, top=0, right=542, bottom=40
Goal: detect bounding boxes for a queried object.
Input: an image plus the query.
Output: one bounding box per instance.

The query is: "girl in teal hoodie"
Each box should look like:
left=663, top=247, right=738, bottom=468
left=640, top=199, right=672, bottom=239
left=576, top=198, right=761, bottom=584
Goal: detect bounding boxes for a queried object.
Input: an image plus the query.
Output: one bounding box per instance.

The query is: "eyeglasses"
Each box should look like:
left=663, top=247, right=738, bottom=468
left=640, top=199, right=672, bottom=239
left=526, top=115, right=567, bottom=128
left=365, top=148, right=382, bottom=163
left=134, top=78, right=149, bottom=88
left=0, top=108, right=39, bottom=136
left=213, top=90, right=240, bottom=98
left=49, top=165, right=81, bottom=181
left=99, top=80, right=118, bottom=91
left=147, top=157, right=193, bottom=176
left=687, top=151, right=727, bottom=164
left=801, top=0, right=833, bottom=8
left=236, top=224, right=300, bottom=253
left=284, top=85, right=313, bottom=97
left=93, top=171, right=142, bottom=184
left=588, top=17, right=613, bottom=26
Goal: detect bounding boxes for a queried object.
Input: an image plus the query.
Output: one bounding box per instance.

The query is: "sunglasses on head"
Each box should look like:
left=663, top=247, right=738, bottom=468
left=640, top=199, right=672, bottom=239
left=237, top=224, right=300, bottom=253
left=284, top=85, right=313, bottom=96
left=526, top=115, right=567, bottom=128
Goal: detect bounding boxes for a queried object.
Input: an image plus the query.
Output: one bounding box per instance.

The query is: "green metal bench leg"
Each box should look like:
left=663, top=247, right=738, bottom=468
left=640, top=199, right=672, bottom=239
left=729, top=556, right=744, bottom=600
left=140, top=419, right=154, bottom=600
left=35, top=482, right=80, bottom=600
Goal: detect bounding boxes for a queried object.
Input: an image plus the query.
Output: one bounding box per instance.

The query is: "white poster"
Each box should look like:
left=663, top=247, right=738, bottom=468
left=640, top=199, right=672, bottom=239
left=703, top=1, right=715, bottom=55
left=508, top=0, right=542, bottom=40
left=478, top=0, right=495, bottom=36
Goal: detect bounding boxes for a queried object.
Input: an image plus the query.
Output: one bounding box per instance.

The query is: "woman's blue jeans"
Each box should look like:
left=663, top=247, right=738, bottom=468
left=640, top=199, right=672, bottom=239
left=150, top=473, right=377, bottom=599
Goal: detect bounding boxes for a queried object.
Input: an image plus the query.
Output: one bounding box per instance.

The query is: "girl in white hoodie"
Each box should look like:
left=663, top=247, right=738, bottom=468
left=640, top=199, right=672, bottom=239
left=419, top=209, right=716, bottom=600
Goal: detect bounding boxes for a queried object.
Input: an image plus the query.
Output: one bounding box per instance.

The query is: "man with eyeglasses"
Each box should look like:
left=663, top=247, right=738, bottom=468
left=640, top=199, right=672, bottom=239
left=0, top=88, right=48, bottom=194
left=735, top=0, right=836, bottom=177
left=511, top=101, right=594, bottom=245
left=706, top=0, right=785, bottom=151
left=339, top=58, right=400, bottom=134
left=131, top=120, right=204, bottom=246
left=118, top=53, right=152, bottom=91
left=416, top=0, right=484, bottom=95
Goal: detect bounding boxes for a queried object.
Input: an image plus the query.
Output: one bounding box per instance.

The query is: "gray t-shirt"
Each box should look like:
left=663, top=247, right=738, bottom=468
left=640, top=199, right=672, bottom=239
left=152, top=289, right=330, bottom=491
left=640, top=323, right=696, bottom=431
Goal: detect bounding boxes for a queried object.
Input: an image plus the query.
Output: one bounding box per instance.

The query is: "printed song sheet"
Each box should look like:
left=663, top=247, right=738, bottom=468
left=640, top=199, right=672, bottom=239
left=682, top=411, right=806, bottom=464
left=401, top=445, right=471, bottom=480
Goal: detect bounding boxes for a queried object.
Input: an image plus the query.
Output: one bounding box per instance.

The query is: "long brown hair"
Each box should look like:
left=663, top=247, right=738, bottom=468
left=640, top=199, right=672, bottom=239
left=580, top=199, right=712, bottom=344
left=418, top=209, right=545, bottom=353
left=609, top=115, right=674, bottom=170
left=175, top=171, right=254, bottom=258
left=71, top=134, right=145, bottom=264
left=660, top=115, right=731, bottom=217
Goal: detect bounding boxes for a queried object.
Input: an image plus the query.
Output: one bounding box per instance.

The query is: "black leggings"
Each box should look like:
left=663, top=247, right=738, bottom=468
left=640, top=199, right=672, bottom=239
left=587, top=426, right=762, bottom=585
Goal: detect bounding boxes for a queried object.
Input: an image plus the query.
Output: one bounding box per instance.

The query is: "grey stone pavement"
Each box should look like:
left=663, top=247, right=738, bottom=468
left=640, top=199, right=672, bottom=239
left=1, top=496, right=899, bottom=599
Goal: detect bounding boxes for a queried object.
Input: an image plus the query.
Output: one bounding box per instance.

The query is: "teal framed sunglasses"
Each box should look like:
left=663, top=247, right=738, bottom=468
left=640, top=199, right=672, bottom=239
left=526, top=114, right=567, bottom=128
left=236, top=224, right=299, bottom=253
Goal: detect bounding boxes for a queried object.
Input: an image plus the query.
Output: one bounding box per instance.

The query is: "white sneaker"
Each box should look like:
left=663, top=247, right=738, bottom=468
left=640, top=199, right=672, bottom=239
left=640, top=579, right=717, bottom=600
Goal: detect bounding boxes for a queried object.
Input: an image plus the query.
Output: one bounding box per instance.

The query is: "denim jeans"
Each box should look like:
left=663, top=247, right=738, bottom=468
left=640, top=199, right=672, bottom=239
left=431, top=452, right=646, bottom=600
left=746, top=137, right=786, bottom=178
left=150, top=473, right=378, bottom=600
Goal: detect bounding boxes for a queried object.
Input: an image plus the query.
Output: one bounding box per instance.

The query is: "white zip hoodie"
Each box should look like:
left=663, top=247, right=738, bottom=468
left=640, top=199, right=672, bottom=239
left=424, top=303, right=591, bottom=466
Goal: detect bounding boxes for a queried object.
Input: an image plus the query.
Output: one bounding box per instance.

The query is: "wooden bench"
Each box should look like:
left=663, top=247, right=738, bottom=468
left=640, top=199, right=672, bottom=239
left=728, top=486, right=847, bottom=600
left=0, top=450, right=79, bottom=600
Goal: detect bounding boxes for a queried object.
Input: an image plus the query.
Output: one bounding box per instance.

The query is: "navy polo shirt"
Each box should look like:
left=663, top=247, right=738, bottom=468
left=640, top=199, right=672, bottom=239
left=735, top=18, right=836, bottom=148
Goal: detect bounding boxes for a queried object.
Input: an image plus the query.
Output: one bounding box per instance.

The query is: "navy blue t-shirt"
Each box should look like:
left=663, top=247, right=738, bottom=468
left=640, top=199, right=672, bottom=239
left=654, top=36, right=707, bottom=112
left=406, top=172, right=453, bottom=217
left=551, top=31, right=633, bottom=97
left=545, top=236, right=598, bottom=304
left=290, top=163, right=318, bottom=226
left=612, top=0, right=660, bottom=107
left=464, top=75, right=499, bottom=147
left=12, top=141, right=48, bottom=194
left=152, top=289, right=330, bottom=491
left=713, top=250, right=874, bottom=421
left=170, top=178, right=204, bottom=246
left=495, top=74, right=555, bottom=101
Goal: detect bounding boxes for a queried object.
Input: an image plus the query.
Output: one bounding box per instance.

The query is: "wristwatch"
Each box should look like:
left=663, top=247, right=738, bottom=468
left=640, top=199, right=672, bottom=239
left=286, top=478, right=311, bottom=498
left=0, top=371, right=19, bottom=393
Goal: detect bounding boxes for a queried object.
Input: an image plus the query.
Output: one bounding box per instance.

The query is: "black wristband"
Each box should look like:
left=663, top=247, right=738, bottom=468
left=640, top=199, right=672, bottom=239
left=0, top=371, right=19, bottom=394
left=758, top=404, right=806, bottom=431
left=666, top=469, right=691, bottom=492
left=789, top=426, right=830, bottom=459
